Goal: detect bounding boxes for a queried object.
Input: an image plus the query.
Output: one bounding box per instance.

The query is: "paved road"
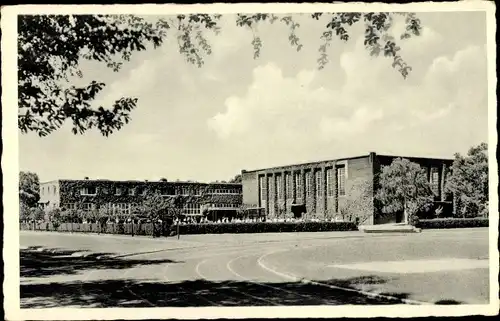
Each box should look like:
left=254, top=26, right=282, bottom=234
left=20, top=228, right=490, bottom=308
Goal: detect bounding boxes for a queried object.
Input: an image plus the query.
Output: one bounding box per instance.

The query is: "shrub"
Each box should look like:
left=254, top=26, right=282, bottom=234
left=177, top=221, right=358, bottom=235
left=20, top=221, right=358, bottom=235
left=47, top=207, right=62, bottom=229
left=415, top=218, right=488, bottom=229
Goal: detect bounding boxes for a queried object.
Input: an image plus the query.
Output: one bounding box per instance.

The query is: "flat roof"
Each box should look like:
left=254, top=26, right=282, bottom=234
left=376, top=154, right=454, bottom=161
left=242, top=153, right=371, bottom=173
left=40, top=178, right=242, bottom=185
left=242, top=152, right=454, bottom=174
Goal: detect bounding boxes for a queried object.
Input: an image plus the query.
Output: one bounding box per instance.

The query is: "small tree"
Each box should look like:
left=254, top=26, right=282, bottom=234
left=84, top=207, right=101, bottom=224
left=96, top=205, right=113, bottom=233
left=276, top=200, right=287, bottom=220
left=375, top=158, right=434, bottom=225
left=47, top=207, right=62, bottom=230
left=25, top=206, right=45, bottom=230
left=136, top=193, right=174, bottom=237
left=19, top=202, right=31, bottom=223
left=166, top=186, right=211, bottom=238
left=445, top=143, right=488, bottom=218
left=338, top=179, right=374, bottom=225
left=61, top=208, right=83, bottom=232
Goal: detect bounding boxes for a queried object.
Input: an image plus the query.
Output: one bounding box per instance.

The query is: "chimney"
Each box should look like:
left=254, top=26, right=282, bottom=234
left=369, top=152, right=376, bottom=163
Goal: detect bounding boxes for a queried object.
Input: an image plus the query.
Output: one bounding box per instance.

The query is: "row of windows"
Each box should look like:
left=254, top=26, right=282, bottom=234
left=183, top=203, right=201, bottom=215
left=63, top=203, right=132, bottom=215
left=41, top=185, right=57, bottom=196
left=259, top=166, right=346, bottom=204
left=208, top=203, right=239, bottom=208
left=208, top=188, right=240, bottom=194
left=63, top=202, right=239, bottom=216
left=78, top=186, right=241, bottom=197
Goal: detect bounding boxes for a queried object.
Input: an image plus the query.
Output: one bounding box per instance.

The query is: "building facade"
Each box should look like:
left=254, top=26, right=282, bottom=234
left=241, top=152, right=454, bottom=225
left=39, top=179, right=242, bottom=217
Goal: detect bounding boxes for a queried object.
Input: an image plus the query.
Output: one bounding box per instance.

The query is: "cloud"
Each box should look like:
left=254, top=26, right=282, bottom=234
left=20, top=13, right=488, bottom=182
left=208, top=37, right=487, bottom=167
left=319, top=107, right=384, bottom=138
left=207, top=63, right=343, bottom=143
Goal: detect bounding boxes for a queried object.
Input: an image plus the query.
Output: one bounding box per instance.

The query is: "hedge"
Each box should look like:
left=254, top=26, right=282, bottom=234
left=20, top=221, right=358, bottom=236
left=21, top=222, right=158, bottom=236
left=177, top=221, right=358, bottom=234
left=415, top=218, right=489, bottom=229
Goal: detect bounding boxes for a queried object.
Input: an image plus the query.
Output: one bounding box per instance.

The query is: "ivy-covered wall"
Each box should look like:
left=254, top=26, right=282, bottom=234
left=56, top=179, right=242, bottom=209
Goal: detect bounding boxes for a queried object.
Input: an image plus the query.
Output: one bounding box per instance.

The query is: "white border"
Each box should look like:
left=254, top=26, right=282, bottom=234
left=2, top=2, right=498, bottom=320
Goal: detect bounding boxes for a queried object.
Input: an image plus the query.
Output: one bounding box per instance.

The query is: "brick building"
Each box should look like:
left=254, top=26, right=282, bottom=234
left=39, top=179, right=242, bottom=218
left=241, top=152, right=454, bottom=225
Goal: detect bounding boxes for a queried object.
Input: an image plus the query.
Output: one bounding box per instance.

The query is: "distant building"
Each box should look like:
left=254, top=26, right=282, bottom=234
left=241, top=152, right=454, bottom=225
left=39, top=179, right=242, bottom=218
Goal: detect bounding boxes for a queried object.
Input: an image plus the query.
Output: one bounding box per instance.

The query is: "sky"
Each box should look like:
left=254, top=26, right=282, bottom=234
left=19, top=11, right=489, bottom=183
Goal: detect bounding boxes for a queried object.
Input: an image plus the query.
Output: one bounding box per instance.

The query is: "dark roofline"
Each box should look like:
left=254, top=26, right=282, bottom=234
left=40, top=179, right=60, bottom=185
left=42, top=178, right=242, bottom=186
left=242, top=152, right=455, bottom=174
left=376, top=154, right=454, bottom=162
left=242, top=153, right=372, bottom=174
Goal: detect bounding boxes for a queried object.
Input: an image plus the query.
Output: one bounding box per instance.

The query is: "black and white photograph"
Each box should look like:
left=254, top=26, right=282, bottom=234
left=2, top=2, right=498, bottom=320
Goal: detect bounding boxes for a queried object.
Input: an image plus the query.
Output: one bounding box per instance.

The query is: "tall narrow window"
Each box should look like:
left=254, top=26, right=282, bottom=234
left=276, top=175, right=283, bottom=200
left=326, top=168, right=334, bottom=197
left=259, top=176, right=267, bottom=203
left=337, top=166, right=346, bottom=196
left=430, top=167, right=439, bottom=195
left=315, top=171, right=323, bottom=198
left=285, top=173, right=293, bottom=199
left=295, top=172, right=302, bottom=199
left=305, top=171, right=313, bottom=197
left=268, top=176, right=275, bottom=201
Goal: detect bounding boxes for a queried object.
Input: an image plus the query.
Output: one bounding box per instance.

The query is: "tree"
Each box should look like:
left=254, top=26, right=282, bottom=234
left=19, top=202, right=31, bottom=223
left=229, top=174, right=242, bottom=183
left=47, top=207, right=63, bottom=229
left=23, top=207, right=45, bottom=230
left=375, top=158, right=434, bottom=225
left=445, top=143, right=488, bottom=218
left=19, top=13, right=422, bottom=137
left=135, top=193, right=172, bottom=222
left=337, top=178, right=374, bottom=225
left=84, top=207, right=102, bottom=223
left=19, top=171, right=40, bottom=208
left=61, top=208, right=80, bottom=223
